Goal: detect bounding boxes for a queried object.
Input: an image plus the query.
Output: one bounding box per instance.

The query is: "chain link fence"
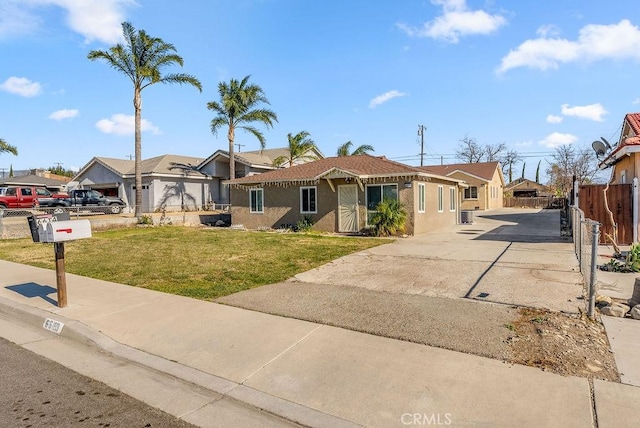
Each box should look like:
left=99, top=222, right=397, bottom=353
left=569, top=206, right=600, bottom=318
left=0, top=205, right=231, bottom=239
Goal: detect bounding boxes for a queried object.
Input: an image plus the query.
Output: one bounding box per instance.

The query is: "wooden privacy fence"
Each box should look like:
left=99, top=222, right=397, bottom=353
left=578, top=183, right=633, bottom=245
left=503, top=196, right=566, bottom=209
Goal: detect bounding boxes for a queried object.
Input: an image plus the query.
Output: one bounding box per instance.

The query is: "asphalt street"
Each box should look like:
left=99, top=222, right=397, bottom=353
left=0, top=336, right=195, bottom=428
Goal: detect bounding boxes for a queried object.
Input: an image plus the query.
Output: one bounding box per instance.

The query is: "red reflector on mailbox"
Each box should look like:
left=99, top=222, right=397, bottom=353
left=44, top=220, right=92, bottom=242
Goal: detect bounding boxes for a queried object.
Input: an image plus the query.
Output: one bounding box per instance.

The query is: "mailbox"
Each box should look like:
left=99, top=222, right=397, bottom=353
left=41, top=220, right=92, bottom=243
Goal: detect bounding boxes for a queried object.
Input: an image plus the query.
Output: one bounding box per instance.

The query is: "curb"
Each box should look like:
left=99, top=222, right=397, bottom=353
left=0, top=296, right=359, bottom=428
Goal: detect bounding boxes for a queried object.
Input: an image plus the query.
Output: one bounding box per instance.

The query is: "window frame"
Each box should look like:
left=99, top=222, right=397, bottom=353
left=249, top=188, right=264, bottom=213
left=449, top=187, right=456, bottom=212
left=300, top=186, right=317, bottom=214
left=365, top=183, right=399, bottom=225
left=437, top=185, right=444, bottom=213
left=464, top=186, right=478, bottom=200
left=417, top=183, right=426, bottom=213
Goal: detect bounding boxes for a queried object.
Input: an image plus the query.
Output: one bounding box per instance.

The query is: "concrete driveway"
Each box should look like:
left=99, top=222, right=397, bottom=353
left=293, top=208, right=584, bottom=313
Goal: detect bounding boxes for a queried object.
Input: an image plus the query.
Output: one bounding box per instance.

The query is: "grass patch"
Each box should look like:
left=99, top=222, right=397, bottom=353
left=0, top=227, right=385, bottom=300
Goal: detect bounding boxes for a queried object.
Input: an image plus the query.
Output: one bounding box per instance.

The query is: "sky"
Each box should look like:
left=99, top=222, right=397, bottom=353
left=1, top=0, right=640, bottom=183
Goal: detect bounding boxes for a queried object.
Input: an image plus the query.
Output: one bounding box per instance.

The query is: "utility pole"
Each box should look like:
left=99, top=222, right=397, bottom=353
left=235, top=143, right=245, bottom=152
left=418, top=125, right=426, bottom=166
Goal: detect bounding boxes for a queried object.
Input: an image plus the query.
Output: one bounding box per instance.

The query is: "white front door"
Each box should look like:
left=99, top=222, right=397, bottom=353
left=338, top=185, right=358, bottom=232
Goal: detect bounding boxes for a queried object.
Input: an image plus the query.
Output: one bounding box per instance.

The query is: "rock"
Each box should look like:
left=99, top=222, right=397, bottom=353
left=595, top=295, right=612, bottom=305
left=600, top=303, right=631, bottom=317
left=630, top=305, right=640, bottom=320
left=632, top=278, right=640, bottom=304
left=586, top=363, right=603, bottom=373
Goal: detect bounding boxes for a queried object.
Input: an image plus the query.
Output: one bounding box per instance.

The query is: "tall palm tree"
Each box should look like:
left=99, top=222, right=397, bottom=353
left=88, top=22, right=202, bottom=217
left=0, top=138, right=18, bottom=156
left=336, top=141, right=374, bottom=156
left=207, top=76, right=277, bottom=181
left=273, top=131, right=318, bottom=167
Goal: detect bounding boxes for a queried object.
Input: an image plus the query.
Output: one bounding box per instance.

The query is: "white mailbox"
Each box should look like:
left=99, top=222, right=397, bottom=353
left=42, top=220, right=92, bottom=243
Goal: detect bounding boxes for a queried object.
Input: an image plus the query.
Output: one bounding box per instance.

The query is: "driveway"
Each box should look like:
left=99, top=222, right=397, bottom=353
left=292, top=208, right=584, bottom=313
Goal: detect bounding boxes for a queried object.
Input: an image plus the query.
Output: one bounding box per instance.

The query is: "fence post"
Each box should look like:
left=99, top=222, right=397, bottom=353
left=588, top=222, right=600, bottom=320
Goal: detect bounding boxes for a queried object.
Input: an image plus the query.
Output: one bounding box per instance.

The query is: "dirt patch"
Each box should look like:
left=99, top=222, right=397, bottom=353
left=218, top=282, right=620, bottom=382
left=506, top=307, right=619, bottom=382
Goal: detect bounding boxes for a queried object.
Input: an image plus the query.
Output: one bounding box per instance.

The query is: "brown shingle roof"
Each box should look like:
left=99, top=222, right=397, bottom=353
left=227, top=155, right=451, bottom=184
left=420, top=162, right=500, bottom=182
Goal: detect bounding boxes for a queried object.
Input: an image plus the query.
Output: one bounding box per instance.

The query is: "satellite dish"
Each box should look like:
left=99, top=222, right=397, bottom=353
left=592, top=140, right=607, bottom=157
left=600, top=137, right=612, bottom=150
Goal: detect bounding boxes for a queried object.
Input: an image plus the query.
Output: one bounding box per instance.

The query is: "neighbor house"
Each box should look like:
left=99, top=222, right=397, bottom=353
left=504, top=178, right=552, bottom=197
left=227, top=155, right=467, bottom=235
left=421, top=162, right=504, bottom=210
left=598, top=113, right=640, bottom=184
left=72, top=147, right=323, bottom=212
left=0, top=169, right=72, bottom=193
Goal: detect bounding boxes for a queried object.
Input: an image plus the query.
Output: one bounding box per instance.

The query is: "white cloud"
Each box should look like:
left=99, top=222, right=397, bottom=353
left=536, top=24, right=561, bottom=38
left=368, top=90, right=407, bottom=109
left=397, top=0, right=506, bottom=43
left=4, top=0, right=132, bottom=44
left=561, top=103, right=608, bottom=121
left=498, top=20, right=640, bottom=73
left=539, top=132, right=578, bottom=148
left=49, top=109, right=79, bottom=120
left=95, top=114, right=160, bottom=136
left=0, top=0, right=41, bottom=39
left=0, top=76, right=42, bottom=97
left=633, top=98, right=640, bottom=105
left=546, top=114, right=563, bottom=124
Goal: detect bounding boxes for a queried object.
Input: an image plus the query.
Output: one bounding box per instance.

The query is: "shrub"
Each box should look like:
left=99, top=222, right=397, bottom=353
left=370, top=199, right=406, bottom=237
left=295, top=215, right=315, bottom=232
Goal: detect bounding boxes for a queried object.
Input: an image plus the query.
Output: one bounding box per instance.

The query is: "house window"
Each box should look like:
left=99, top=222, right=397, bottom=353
left=366, top=184, right=398, bottom=224
left=300, top=186, right=317, bottom=214
left=437, top=186, right=444, bottom=213
left=250, top=188, right=263, bottom=213
left=449, top=187, right=456, bottom=212
left=417, top=183, right=425, bottom=213
left=620, top=170, right=627, bottom=184
left=464, top=186, right=478, bottom=200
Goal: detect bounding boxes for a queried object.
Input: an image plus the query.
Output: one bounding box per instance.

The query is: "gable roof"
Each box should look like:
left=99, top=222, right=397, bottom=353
left=227, top=154, right=465, bottom=185
left=505, top=177, right=549, bottom=192
left=599, top=113, right=640, bottom=169
left=197, top=146, right=324, bottom=170
left=420, top=161, right=502, bottom=183
left=76, top=154, right=205, bottom=179
left=0, top=174, right=70, bottom=188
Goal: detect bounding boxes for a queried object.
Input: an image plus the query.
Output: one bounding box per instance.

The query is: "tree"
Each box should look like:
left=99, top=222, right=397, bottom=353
left=9, top=164, right=13, bottom=178
left=336, top=141, right=375, bottom=156
left=521, top=162, right=526, bottom=179
left=546, top=145, right=599, bottom=195
left=500, top=149, right=520, bottom=183
left=207, top=75, right=277, bottom=181
left=535, top=160, right=541, bottom=184
left=47, top=165, right=76, bottom=178
left=273, top=131, right=319, bottom=167
left=455, top=135, right=484, bottom=163
left=88, top=22, right=202, bottom=217
left=0, top=137, right=18, bottom=156
left=484, top=142, right=506, bottom=162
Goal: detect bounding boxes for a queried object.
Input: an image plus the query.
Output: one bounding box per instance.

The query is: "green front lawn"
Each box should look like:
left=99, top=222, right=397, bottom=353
left=0, top=227, right=385, bottom=300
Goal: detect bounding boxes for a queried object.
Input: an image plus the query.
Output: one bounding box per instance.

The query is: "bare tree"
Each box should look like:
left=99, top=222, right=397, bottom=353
left=455, top=135, right=484, bottom=163
left=484, top=142, right=506, bottom=162
left=500, top=149, right=520, bottom=183
left=546, top=145, right=599, bottom=195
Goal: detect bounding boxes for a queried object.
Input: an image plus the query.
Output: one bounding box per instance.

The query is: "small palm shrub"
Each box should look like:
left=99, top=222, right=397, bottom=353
left=370, top=199, right=407, bottom=237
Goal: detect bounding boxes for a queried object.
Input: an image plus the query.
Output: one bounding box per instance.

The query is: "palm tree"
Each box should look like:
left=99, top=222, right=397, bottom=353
left=336, top=141, right=374, bottom=156
left=273, top=131, right=318, bottom=167
left=88, top=22, right=202, bottom=217
left=0, top=138, right=18, bottom=156
left=207, top=75, right=277, bottom=181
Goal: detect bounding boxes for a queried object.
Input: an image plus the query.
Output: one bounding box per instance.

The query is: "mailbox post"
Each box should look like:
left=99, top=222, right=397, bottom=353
left=54, top=242, right=67, bottom=307
left=28, top=214, right=92, bottom=308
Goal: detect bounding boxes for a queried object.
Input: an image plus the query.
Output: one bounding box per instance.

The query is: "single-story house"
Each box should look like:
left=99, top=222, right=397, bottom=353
left=227, top=155, right=468, bottom=235
left=0, top=169, right=72, bottom=192
left=420, top=162, right=504, bottom=210
left=504, top=178, right=552, bottom=197
left=73, top=147, right=323, bottom=212
left=598, top=113, right=640, bottom=184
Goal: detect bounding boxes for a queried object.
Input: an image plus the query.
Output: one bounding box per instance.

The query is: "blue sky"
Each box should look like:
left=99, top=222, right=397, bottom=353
left=1, top=0, right=639, bottom=182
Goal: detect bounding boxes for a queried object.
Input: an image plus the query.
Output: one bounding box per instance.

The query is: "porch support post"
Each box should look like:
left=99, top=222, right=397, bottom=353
left=634, top=177, right=638, bottom=243
left=326, top=178, right=335, bottom=193
left=356, top=178, right=364, bottom=192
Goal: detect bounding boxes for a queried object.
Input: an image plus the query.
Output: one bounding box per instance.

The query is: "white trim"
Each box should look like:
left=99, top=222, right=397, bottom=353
left=300, top=186, right=317, bottom=214
left=249, top=188, right=264, bottom=213
left=437, top=185, right=444, bottom=213
left=449, top=187, right=456, bottom=212
left=417, top=183, right=425, bottom=213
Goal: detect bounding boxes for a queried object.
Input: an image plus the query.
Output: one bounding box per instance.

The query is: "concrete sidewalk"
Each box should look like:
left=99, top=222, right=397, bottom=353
left=1, top=260, right=639, bottom=427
